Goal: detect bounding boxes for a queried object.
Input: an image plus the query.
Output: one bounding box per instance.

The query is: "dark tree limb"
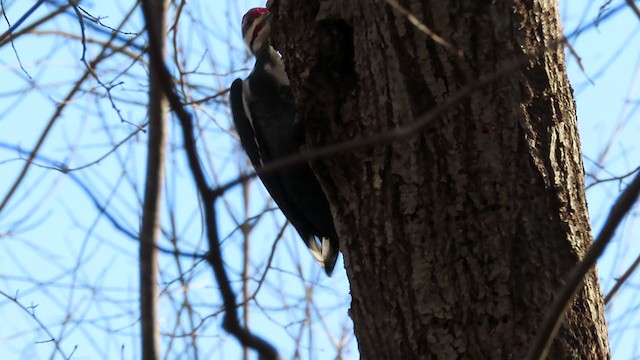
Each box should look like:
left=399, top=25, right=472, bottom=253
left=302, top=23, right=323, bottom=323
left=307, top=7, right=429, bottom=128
left=139, top=1, right=279, bottom=358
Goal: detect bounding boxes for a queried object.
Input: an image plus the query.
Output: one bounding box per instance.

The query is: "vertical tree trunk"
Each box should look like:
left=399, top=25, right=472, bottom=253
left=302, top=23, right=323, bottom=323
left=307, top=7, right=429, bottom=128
left=140, top=0, right=168, bottom=358
left=272, top=0, right=609, bottom=358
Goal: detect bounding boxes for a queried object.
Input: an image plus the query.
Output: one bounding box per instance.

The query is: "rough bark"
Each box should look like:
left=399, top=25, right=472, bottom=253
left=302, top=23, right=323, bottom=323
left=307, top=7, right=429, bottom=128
left=271, top=0, right=609, bottom=359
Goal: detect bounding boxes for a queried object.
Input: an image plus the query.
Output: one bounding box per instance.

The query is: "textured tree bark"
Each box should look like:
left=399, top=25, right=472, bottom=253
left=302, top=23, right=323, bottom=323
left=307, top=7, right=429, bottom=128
left=271, top=0, right=609, bottom=359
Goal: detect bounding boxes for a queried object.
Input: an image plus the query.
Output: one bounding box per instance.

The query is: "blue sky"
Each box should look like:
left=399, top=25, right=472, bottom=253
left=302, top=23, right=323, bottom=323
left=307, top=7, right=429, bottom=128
left=0, top=0, right=638, bottom=359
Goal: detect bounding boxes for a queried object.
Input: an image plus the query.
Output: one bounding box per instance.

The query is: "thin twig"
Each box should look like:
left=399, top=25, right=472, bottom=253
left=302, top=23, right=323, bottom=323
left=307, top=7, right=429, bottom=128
left=586, top=165, right=640, bottom=190
left=604, top=251, right=640, bottom=304
left=0, top=289, right=68, bottom=359
left=0, top=0, right=35, bottom=79
left=0, top=0, right=46, bottom=43
left=0, top=8, right=143, bottom=216
left=0, top=3, right=75, bottom=48
left=67, top=0, right=138, bottom=127
left=563, top=36, right=593, bottom=85
left=384, top=0, right=457, bottom=52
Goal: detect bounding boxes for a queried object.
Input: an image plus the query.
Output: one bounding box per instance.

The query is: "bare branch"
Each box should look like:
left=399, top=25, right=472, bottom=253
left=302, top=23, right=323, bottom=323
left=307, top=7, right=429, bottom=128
left=0, top=289, right=69, bottom=359
left=384, top=0, right=457, bottom=52
left=0, top=8, right=145, bottom=216
left=627, top=0, right=640, bottom=19
left=139, top=0, right=280, bottom=358
left=0, top=0, right=46, bottom=43
left=605, top=251, right=640, bottom=304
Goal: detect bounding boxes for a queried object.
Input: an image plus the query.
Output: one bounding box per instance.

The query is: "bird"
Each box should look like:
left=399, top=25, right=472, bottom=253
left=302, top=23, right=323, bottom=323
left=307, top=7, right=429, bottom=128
left=229, top=7, right=340, bottom=275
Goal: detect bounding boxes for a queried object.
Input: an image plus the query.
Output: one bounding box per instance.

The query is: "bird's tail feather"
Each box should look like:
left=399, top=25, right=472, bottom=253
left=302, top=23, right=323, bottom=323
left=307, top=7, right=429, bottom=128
left=308, top=236, right=339, bottom=276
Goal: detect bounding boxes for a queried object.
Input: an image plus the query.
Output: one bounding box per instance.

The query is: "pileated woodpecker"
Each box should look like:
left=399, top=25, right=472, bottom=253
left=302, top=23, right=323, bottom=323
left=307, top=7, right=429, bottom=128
left=229, top=8, right=339, bottom=275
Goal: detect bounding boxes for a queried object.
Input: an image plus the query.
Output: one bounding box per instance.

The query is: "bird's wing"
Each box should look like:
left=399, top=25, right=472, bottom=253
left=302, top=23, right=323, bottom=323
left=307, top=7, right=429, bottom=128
left=230, top=78, right=339, bottom=276
left=230, top=78, right=264, bottom=167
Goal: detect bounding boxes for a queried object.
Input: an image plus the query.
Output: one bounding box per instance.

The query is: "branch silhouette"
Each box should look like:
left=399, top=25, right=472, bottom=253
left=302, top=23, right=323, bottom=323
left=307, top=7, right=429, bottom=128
left=139, top=0, right=280, bottom=358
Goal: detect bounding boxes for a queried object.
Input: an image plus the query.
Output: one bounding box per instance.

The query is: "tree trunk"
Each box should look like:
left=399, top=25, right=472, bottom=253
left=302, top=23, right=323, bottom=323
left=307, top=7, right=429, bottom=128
left=272, top=0, right=610, bottom=358
left=140, top=0, right=168, bottom=358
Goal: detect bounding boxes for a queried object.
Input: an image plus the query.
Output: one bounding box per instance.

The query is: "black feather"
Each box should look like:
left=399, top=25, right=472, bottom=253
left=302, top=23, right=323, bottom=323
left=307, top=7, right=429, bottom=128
left=230, top=48, right=339, bottom=275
